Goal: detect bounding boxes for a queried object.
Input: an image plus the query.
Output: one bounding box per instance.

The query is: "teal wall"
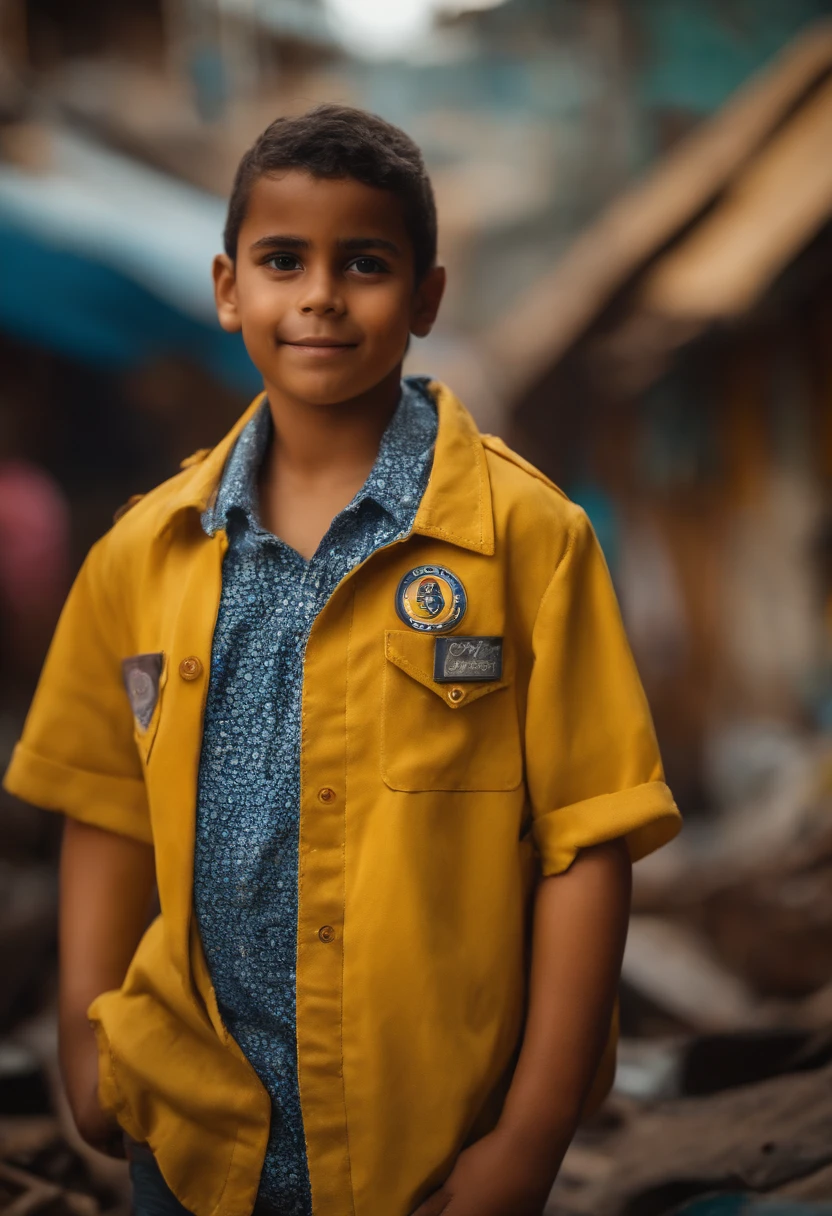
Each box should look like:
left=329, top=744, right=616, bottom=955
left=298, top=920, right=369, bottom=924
left=635, top=0, right=830, bottom=115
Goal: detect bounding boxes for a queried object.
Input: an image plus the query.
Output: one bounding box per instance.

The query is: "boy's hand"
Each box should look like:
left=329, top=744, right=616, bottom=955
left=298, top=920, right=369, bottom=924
left=64, top=1022, right=124, bottom=1157
left=73, top=1089, right=125, bottom=1157
left=411, top=1125, right=558, bottom=1216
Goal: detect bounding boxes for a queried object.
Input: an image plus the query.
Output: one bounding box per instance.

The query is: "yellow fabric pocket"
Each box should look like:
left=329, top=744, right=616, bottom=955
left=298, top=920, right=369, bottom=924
left=381, top=630, right=522, bottom=792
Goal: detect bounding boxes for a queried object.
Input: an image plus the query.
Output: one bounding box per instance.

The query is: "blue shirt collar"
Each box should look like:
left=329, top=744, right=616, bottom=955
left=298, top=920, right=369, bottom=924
left=202, top=376, right=437, bottom=538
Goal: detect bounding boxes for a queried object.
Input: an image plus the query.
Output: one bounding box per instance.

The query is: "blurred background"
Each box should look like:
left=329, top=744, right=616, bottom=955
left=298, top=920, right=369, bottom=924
left=2, top=1, right=832, bottom=1213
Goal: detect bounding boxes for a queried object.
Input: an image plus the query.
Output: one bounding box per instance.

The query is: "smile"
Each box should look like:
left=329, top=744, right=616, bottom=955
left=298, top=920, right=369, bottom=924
left=282, top=338, right=358, bottom=356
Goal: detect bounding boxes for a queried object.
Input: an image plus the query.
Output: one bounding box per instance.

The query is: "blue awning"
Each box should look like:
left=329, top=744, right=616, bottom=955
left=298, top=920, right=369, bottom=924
left=0, top=129, right=261, bottom=393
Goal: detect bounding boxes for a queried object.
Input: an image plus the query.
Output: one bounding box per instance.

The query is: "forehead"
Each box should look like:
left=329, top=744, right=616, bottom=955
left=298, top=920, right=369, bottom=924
left=241, top=170, right=410, bottom=248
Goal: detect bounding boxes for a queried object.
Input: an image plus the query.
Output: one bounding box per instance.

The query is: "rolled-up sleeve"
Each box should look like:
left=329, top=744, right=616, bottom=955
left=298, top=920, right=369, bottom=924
left=3, top=541, right=151, bottom=844
left=526, top=508, right=681, bottom=876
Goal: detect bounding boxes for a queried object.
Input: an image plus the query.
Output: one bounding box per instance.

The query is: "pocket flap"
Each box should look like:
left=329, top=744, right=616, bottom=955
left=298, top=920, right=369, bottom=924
left=384, top=630, right=508, bottom=710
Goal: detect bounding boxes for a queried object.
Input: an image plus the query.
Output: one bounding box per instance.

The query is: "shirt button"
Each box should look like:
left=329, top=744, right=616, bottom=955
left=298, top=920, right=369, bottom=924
left=179, top=656, right=203, bottom=681
left=318, top=787, right=336, bottom=804
left=318, top=925, right=336, bottom=944
left=447, top=686, right=465, bottom=704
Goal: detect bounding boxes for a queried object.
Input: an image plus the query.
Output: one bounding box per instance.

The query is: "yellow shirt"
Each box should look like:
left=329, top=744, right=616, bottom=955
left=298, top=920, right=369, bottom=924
left=4, top=382, right=680, bottom=1216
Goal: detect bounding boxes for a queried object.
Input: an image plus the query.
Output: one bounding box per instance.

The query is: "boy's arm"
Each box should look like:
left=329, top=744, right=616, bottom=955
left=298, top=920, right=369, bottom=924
left=414, top=837, right=631, bottom=1216
left=59, top=819, right=156, bottom=1154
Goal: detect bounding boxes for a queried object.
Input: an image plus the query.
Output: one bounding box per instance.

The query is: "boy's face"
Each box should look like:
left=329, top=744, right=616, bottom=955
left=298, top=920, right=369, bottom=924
left=213, top=171, right=445, bottom=407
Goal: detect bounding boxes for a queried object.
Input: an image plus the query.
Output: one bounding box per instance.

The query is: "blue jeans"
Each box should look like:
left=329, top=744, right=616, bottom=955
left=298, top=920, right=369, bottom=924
left=126, top=1137, right=284, bottom=1216
left=126, top=1139, right=193, bottom=1216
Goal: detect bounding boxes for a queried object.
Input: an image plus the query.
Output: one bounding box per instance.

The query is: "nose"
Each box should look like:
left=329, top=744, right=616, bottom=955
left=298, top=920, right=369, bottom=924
left=298, top=266, right=345, bottom=317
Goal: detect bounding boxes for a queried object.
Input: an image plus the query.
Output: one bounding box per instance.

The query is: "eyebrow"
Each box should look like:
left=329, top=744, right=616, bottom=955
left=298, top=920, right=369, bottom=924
left=249, top=234, right=402, bottom=256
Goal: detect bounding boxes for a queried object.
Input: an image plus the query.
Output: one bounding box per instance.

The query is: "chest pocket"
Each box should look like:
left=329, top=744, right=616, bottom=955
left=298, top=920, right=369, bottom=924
left=121, top=652, right=168, bottom=765
left=381, top=630, right=522, bottom=792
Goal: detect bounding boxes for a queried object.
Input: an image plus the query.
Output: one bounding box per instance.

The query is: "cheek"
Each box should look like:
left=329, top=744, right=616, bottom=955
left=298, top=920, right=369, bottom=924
left=355, top=287, right=413, bottom=342
left=236, top=275, right=286, bottom=330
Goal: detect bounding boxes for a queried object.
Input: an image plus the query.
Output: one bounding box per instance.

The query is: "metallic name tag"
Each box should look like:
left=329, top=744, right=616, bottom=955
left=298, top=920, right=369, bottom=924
left=433, top=637, right=503, bottom=683
left=121, top=652, right=164, bottom=731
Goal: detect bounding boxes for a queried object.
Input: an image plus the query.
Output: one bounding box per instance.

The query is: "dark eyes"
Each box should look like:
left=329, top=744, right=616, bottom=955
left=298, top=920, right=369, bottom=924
left=267, top=253, right=302, bottom=272
left=264, top=254, right=388, bottom=275
left=350, top=256, right=386, bottom=275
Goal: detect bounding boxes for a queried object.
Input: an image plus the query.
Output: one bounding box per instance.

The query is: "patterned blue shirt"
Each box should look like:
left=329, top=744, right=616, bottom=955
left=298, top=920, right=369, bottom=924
left=193, top=377, right=438, bottom=1214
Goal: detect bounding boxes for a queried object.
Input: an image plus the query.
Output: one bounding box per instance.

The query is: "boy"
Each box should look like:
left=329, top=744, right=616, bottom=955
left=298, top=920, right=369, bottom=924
left=4, top=105, right=680, bottom=1216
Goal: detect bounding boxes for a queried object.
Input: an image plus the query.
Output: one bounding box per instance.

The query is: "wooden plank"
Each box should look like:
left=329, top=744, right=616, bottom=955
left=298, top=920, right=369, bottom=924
left=548, top=1062, right=832, bottom=1215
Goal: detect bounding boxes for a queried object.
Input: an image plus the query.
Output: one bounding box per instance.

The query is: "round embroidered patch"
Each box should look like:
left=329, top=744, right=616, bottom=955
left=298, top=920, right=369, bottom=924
left=395, top=564, right=467, bottom=633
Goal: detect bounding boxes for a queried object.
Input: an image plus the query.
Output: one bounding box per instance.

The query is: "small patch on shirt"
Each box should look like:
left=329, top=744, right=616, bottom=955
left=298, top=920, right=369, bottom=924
left=121, top=653, right=164, bottom=730
left=433, top=636, right=503, bottom=682
left=395, top=564, right=467, bottom=633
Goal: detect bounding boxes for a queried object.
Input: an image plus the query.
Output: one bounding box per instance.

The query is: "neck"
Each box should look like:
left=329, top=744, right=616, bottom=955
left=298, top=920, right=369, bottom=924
left=262, top=366, right=403, bottom=480
left=255, top=365, right=404, bottom=557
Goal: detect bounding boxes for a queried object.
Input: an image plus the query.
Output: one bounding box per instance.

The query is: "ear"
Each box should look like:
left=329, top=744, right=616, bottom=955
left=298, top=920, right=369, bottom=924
left=213, top=253, right=242, bottom=333
left=410, top=265, right=446, bottom=339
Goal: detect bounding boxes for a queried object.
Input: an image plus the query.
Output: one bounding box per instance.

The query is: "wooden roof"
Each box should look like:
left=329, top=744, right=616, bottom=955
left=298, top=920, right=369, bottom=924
left=481, top=19, right=832, bottom=406
left=641, top=72, right=832, bottom=320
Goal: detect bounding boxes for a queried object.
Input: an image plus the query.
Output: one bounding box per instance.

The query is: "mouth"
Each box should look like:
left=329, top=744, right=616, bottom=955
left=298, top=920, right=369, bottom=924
left=282, top=337, right=358, bottom=354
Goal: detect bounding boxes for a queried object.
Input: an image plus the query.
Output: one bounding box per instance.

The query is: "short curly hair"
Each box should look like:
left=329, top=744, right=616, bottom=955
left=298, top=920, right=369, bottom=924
left=224, top=104, right=437, bottom=284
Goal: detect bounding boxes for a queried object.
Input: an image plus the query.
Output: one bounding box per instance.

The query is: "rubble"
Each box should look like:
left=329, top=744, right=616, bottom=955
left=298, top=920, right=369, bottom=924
left=545, top=742, right=832, bottom=1216
left=548, top=1059, right=832, bottom=1214
left=0, top=1017, right=129, bottom=1215
left=0, top=1121, right=126, bottom=1216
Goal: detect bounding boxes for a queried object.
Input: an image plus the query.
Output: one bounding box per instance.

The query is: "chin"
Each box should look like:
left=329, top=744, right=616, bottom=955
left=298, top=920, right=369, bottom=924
left=270, top=367, right=384, bottom=406
left=272, top=376, right=364, bottom=407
